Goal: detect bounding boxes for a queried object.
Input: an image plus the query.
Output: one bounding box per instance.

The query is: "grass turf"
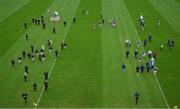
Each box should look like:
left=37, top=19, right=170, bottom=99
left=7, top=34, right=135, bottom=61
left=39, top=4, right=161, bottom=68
left=0, top=0, right=30, bottom=22
left=124, top=0, right=180, bottom=107
left=0, top=0, right=179, bottom=108
left=0, top=0, right=53, bottom=57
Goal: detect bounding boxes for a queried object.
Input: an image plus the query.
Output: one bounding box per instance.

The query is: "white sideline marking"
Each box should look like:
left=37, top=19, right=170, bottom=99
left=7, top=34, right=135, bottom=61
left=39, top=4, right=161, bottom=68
left=0, top=0, right=31, bottom=23
left=35, top=1, right=80, bottom=108
left=121, top=0, right=170, bottom=108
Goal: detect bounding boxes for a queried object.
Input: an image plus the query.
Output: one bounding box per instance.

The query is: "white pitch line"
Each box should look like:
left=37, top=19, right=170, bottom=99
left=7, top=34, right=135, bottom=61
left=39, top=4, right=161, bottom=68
left=121, top=0, right=170, bottom=108
left=35, top=57, right=56, bottom=106
left=0, top=0, right=31, bottom=23
left=35, top=0, right=80, bottom=108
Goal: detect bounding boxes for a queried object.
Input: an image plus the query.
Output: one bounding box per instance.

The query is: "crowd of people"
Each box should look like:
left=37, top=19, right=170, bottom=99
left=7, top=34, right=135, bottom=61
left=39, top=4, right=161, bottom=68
left=10, top=13, right=71, bottom=104
left=122, top=15, right=175, bottom=105
left=122, top=15, right=175, bottom=79
left=9, top=10, right=175, bottom=106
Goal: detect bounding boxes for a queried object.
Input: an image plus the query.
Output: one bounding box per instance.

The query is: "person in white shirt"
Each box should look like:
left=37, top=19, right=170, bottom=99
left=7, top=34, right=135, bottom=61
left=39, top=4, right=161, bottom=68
left=151, top=57, right=155, bottom=69
left=148, top=50, right=152, bottom=58
left=125, top=39, right=131, bottom=48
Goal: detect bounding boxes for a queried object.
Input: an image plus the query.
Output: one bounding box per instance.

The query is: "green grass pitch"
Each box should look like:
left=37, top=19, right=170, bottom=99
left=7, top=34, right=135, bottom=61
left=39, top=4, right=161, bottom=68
left=0, top=0, right=180, bottom=108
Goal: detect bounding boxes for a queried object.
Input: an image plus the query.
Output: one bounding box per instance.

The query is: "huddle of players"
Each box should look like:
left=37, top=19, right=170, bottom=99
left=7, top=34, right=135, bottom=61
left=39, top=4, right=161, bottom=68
left=123, top=34, right=175, bottom=75
left=121, top=16, right=176, bottom=75
left=11, top=39, right=61, bottom=68
left=10, top=14, right=74, bottom=104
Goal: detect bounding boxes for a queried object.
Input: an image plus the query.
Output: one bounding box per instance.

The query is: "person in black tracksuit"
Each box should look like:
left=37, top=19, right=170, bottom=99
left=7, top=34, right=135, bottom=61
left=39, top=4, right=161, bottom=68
left=134, top=92, right=140, bottom=105
left=63, top=21, right=67, bottom=27
left=22, top=51, right=26, bottom=59
left=11, top=59, right=15, bottom=70
left=31, top=45, right=34, bottom=53
left=33, top=82, right=37, bottom=92
left=44, top=80, right=48, bottom=90
left=126, top=50, right=130, bottom=58
left=44, top=71, right=48, bottom=80
left=22, top=92, right=28, bottom=103
left=24, top=22, right=27, bottom=29
left=25, top=33, right=29, bottom=41
left=55, top=50, right=58, bottom=57
left=73, top=16, right=76, bottom=23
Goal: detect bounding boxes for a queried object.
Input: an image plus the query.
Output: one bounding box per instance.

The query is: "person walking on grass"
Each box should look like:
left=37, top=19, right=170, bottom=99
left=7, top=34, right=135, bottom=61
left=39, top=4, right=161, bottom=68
left=25, top=33, right=29, bottom=41
left=136, top=65, right=140, bottom=77
left=55, top=50, right=58, bottom=57
left=144, top=39, right=147, bottom=47
left=11, top=59, right=15, bottom=70
left=22, top=92, right=28, bottom=103
left=31, top=45, right=34, bottom=53
left=44, top=80, right=48, bottom=90
left=24, top=71, right=28, bottom=82
left=148, top=34, right=152, bottom=42
left=24, top=22, right=27, bottom=29
left=22, top=51, right=26, bottom=59
left=24, top=65, right=28, bottom=74
left=63, top=20, right=67, bottom=27
left=73, top=16, right=76, bottom=23
left=134, top=92, right=140, bottom=105
left=44, top=71, right=48, bottom=80
left=134, top=50, right=138, bottom=58
left=126, top=50, right=130, bottom=58
left=18, top=56, right=22, bottom=63
left=121, top=63, right=126, bottom=73
left=33, top=82, right=37, bottom=92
